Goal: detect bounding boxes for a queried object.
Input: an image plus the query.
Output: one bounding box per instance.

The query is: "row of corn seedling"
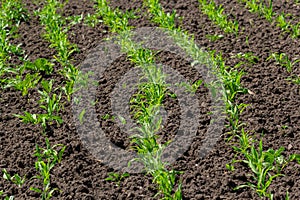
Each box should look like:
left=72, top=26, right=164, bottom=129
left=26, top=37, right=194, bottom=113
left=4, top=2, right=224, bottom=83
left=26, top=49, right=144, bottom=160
left=15, top=0, right=84, bottom=129
left=0, top=1, right=71, bottom=199
left=0, top=0, right=27, bottom=84
left=143, top=0, right=300, bottom=199
left=198, top=2, right=300, bottom=199
left=92, top=0, right=184, bottom=199
left=0, top=2, right=29, bottom=198
left=239, top=0, right=300, bottom=39
left=35, top=0, right=81, bottom=101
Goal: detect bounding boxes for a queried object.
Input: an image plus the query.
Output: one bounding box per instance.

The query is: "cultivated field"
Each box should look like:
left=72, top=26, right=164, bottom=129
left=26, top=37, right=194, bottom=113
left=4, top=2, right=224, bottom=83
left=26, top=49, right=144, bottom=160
left=0, top=0, right=300, bottom=199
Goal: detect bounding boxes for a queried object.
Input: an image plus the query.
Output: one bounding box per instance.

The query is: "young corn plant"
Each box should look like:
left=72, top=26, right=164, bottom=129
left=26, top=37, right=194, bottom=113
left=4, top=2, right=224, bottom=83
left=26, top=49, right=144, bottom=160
left=176, top=79, right=203, bottom=94
left=198, top=0, right=239, bottom=35
left=129, top=106, right=183, bottom=200
left=291, top=22, right=300, bottom=38
left=144, top=0, right=177, bottom=30
left=0, top=0, right=28, bottom=27
left=145, top=0, right=252, bottom=140
left=267, top=52, right=299, bottom=73
left=14, top=80, right=63, bottom=131
left=84, top=13, right=102, bottom=27
left=208, top=51, right=249, bottom=136
left=0, top=191, right=14, bottom=200
left=231, top=52, right=259, bottom=66
left=105, top=172, right=130, bottom=187
left=286, top=75, right=300, bottom=84
left=38, top=80, right=63, bottom=128
left=232, top=138, right=300, bottom=199
left=36, top=0, right=78, bottom=66
left=23, top=58, right=54, bottom=75
left=205, top=34, right=224, bottom=41
left=276, top=13, right=291, bottom=33
left=14, top=111, right=41, bottom=125
left=5, top=73, right=41, bottom=96
left=30, top=138, right=66, bottom=200
left=2, top=169, right=26, bottom=187
left=240, top=0, right=274, bottom=22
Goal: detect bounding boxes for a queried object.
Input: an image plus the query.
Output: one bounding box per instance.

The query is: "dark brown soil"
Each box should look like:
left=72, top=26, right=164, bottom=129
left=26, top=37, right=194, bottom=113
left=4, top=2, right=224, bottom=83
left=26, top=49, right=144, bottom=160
left=0, top=0, right=300, bottom=199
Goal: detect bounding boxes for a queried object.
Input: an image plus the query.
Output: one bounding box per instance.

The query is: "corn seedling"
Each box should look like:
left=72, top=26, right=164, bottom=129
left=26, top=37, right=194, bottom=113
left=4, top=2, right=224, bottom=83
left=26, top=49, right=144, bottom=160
left=145, top=0, right=250, bottom=139
left=2, top=169, right=26, bottom=187
left=129, top=108, right=183, bottom=199
left=239, top=0, right=259, bottom=12
left=286, top=75, right=300, bottom=84
left=291, top=22, right=300, bottom=38
left=232, top=138, right=300, bottom=199
left=260, top=0, right=274, bottom=22
left=14, top=80, right=63, bottom=130
left=36, top=0, right=77, bottom=65
left=14, top=111, right=40, bottom=125
left=175, top=79, right=203, bottom=94
left=30, top=138, right=66, bottom=200
left=78, top=109, right=86, bottom=124
left=65, top=14, right=84, bottom=26
left=142, top=2, right=299, bottom=200
left=226, top=128, right=253, bottom=171
left=241, top=0, right=300, bottom=39
left=276, top=13, right=291, bottom=33
left=38, top=80, right=63, bottom=128
left=198, top=0, right=239, bottom=35
left=84, top=13, right=102, bottom=27
left=240, top=0, right=274, bottom=22
left=144, top=0, right=177, bottom=30
left=267, top=52, right=299, bottom=73
left=205, top=34, right=224, bottom=41
left=23, top=58, right=54, bottom=75
left=105, top=172, right=130, bottom=187
left=94, top=0, right=136, bottom=33
left=232, top=52, right=259, bottom=65
left=0, top=0, right=28, bottom=27
left=4, top=73, right=41, bottom=96
left=0, top=191, right=14, bottom=200
left=286, top=191, right=290, bottom=200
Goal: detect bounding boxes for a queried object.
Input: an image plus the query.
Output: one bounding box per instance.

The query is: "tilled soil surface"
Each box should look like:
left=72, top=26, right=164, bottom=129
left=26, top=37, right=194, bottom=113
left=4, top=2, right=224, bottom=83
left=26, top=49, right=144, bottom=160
left=0, top=0, right=300, bottom=199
